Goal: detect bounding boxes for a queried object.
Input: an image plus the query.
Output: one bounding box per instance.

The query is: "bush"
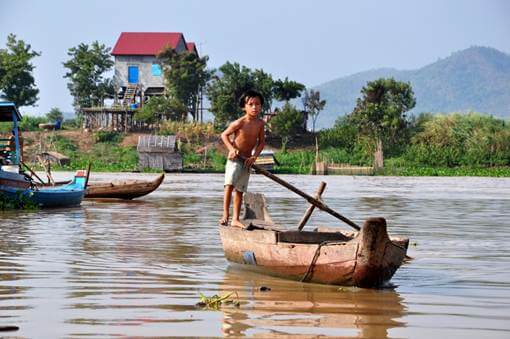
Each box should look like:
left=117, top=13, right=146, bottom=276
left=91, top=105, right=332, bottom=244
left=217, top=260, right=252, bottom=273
left=318, top=123, right=357, bottom=150
left=62, top=118, right=80, bottom=129
left=160, top=121, right=216, bottom=145
left=94, top=131, right=124, bottom=144
left=404, top=113, right=510, bottom=167
left=274, top=150, right=315, bottom=174
left=21, top=116, right=50, bottom=131
left=53, top=135, right=78, bottom=153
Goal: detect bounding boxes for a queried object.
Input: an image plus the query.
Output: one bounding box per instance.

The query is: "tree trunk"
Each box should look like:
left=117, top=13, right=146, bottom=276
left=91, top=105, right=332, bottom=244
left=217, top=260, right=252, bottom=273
left=374, top=138, right=384, bottom=169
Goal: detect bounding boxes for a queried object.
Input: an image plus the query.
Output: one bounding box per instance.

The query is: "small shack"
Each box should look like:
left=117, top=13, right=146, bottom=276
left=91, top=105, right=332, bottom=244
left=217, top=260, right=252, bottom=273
left=137, top=135, right=182, bottom=172
left=39, top=151, right=70, bottom=167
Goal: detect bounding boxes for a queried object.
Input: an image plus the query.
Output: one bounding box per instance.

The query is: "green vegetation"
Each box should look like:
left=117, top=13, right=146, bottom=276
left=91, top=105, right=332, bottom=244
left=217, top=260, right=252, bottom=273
left=46, top=107, right=63, bottom=122
left=67, top=144, right=138, bottom=172
left=0, top=191, right=38, bottom=211
left=63, top=41, right=114, bottom=108
left=206, top=62, right=275, bottom=129
left=15, top=111, right=509, bottom=177
left=93, top=131, right=124, bottom=144
left=46, top=133, right=138, bottom=172
left=302, top=89, right=326, bottom=133
left=0, top=33, right=40, bottom=107
left=269, top=103, right=305, bottom=152
left=196, top=292, right=240, bottom=310
left=135, top=95, right=188, bottom=123
left=0, top=115, right=48, bottom=132
left=157, top=47, right=212, bottom=121
left=349, top=78, right=416, bottom=169
left=404, top=113, right=510, bottom=167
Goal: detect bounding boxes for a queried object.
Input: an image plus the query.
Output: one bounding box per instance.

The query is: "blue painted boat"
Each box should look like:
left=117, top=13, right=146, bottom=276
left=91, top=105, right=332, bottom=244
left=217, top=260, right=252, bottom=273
left=0, top=171, right=86, bottom=208
left=0, top=102, right=86, bottom=208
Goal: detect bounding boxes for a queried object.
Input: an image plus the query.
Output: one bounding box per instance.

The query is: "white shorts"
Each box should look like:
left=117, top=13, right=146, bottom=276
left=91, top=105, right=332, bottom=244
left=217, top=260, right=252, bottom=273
left=224, top=159, right=250, bottom=193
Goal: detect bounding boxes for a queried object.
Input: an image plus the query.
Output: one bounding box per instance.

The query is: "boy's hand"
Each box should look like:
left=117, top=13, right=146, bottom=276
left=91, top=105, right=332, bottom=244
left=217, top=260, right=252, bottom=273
left=244, top=156, right=256, bottom=167
left=227, top=148, right=239, bottom=160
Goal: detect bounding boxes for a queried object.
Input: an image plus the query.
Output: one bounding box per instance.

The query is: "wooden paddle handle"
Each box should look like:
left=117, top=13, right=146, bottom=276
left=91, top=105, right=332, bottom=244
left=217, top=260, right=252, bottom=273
left=245, top=158, right=361, bottom=231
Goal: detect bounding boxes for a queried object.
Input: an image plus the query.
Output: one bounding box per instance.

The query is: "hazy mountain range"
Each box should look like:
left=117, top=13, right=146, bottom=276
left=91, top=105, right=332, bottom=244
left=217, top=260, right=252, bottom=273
left=312, top=46, right=510, bottom=129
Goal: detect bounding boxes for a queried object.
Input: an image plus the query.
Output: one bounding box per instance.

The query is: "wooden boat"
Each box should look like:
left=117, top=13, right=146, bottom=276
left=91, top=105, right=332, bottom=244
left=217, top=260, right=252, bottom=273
left=84, top=173, right=164, bottom=199
left=219, top=193, right=409, bottom=288
left=0, top=102, right=86, bottom=208
left=0, top=171, right=86, bottom=208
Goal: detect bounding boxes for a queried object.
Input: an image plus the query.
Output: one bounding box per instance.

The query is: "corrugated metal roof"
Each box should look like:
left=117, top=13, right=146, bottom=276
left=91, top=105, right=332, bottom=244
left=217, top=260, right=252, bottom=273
left=112, top=32, right=186, bottom=56
left=137, top=135, right=177, bottom=152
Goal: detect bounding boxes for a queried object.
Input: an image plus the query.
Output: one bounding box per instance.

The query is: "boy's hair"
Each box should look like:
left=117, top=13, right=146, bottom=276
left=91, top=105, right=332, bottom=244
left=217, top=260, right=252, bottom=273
left=238, top=89, right=265, bottom=109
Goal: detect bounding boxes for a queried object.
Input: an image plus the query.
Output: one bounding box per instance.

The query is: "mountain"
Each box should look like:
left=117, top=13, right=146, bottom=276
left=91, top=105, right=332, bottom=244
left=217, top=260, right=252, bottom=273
left=313, top=46, right=510, bottom=129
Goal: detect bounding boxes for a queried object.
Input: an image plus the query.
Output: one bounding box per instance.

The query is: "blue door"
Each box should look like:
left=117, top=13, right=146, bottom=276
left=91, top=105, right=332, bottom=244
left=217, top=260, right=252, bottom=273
left=128, top=66, right=139, bottom=84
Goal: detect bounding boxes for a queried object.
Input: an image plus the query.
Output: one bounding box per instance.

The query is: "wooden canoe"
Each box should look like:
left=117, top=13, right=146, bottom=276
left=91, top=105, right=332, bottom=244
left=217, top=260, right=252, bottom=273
left=219, top=193, right=409, bottom=288
left=84, top=173, right=164, bottom=200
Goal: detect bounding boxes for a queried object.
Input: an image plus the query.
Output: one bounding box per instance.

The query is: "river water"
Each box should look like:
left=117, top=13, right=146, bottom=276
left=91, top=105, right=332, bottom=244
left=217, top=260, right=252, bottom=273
left=1, top=173, right=509, bottom=338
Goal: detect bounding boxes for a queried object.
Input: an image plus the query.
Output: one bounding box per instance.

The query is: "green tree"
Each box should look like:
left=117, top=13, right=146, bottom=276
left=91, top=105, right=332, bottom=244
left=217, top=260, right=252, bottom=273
left=46, top=107, right=64, bottom=122
left=349, top=78, right=415, bottom=169
left=272, top=77, right=305, bottom=102
left=206, top=62, right=274, bottom=129
left=302, top=89, right=326, bottom=133
left=157, top=47, right=212, bottom=121
left=269, top=102, right=304, bottom=151
left=0, top=34, right=40, bottom=107
left=135, top=95, right=187, bottom=124
left=63, top=41, right=114, bottom=108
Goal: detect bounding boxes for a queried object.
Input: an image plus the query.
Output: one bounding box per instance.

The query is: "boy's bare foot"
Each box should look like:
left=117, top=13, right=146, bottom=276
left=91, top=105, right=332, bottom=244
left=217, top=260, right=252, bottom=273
left=219, top=216, right=229, bottom=226
left=231, top=220, right=245, bottom=228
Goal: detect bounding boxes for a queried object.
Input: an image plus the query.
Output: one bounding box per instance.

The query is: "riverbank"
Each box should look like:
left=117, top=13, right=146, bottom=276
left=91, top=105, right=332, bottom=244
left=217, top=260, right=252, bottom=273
left=20, top=129, right=510, bottom=177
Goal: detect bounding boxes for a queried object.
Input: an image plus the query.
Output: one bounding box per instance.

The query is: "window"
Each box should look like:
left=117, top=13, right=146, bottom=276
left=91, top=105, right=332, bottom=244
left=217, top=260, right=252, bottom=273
left=152, top=64, right=162, bottom=76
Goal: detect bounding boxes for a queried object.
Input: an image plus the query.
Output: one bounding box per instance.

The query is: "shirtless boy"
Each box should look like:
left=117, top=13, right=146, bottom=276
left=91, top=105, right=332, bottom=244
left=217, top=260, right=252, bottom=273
left=219, top=90, right=266, bottom=228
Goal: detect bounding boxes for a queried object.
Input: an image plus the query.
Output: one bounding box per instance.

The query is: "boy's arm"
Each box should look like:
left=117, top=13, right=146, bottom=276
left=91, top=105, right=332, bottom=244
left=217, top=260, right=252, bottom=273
left=221, top=120, right=241, bottom=159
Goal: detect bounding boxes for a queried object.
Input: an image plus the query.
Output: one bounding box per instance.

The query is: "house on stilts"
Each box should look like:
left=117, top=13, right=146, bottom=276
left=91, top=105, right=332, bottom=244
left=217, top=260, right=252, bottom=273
left=80, top=32, right=199, bottom=131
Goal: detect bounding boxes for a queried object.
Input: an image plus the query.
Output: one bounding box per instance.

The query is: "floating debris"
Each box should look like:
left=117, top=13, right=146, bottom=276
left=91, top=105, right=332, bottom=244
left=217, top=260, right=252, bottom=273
left=196, top=292, right=240, bottom=310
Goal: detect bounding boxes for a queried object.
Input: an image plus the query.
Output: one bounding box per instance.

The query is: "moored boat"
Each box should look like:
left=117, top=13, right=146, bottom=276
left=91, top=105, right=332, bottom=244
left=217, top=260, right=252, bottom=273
left=219, top=193, right=409, bottom=288
left=0, top=170, right=87, bottom=208
left=0, top=102, right=86, bottom=208
left=84, top=173, right=164, bottom=199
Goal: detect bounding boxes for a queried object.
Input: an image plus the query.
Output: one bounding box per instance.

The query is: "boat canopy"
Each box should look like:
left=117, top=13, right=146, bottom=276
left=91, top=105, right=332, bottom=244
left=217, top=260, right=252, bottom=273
left=0, top=102, right=22, bottom=122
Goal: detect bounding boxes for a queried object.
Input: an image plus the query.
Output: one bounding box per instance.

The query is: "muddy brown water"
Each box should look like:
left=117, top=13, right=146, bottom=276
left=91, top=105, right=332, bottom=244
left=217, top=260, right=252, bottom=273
left=1, top=173, right=509, bottom=338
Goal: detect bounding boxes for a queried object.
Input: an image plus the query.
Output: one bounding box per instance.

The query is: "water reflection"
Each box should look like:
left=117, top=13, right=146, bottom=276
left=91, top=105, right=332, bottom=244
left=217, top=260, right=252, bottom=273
left=220, top=267, right=406, bottom=338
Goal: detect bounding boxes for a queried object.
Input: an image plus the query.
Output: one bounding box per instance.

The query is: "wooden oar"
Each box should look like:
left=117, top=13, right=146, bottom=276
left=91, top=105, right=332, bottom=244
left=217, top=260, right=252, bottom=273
left=243, top=158, right=360, bottom=231
left=21, top=161, right=46, bottom=185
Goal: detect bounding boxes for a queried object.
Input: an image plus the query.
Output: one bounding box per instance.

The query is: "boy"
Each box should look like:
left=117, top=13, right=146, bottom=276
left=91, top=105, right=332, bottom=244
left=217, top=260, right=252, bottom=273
left=219, top=89, right=266, bottom=228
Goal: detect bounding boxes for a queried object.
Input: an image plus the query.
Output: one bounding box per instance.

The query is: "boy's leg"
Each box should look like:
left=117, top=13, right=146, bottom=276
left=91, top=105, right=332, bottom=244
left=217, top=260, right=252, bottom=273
left=220, top=185, right=234, bottom=225
left=231, top=190, right=245, bottom=228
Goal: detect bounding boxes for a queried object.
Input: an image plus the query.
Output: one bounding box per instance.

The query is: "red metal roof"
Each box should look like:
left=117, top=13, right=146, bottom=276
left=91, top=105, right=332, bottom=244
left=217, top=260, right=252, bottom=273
left=112, top=32, right=185, bottom=56
left=186, top=42, right=198, bottom=55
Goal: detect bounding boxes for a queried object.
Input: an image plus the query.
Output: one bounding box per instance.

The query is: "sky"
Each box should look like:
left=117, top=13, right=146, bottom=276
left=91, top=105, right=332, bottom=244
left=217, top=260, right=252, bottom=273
left=1, top=0, right=509, bottom=116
